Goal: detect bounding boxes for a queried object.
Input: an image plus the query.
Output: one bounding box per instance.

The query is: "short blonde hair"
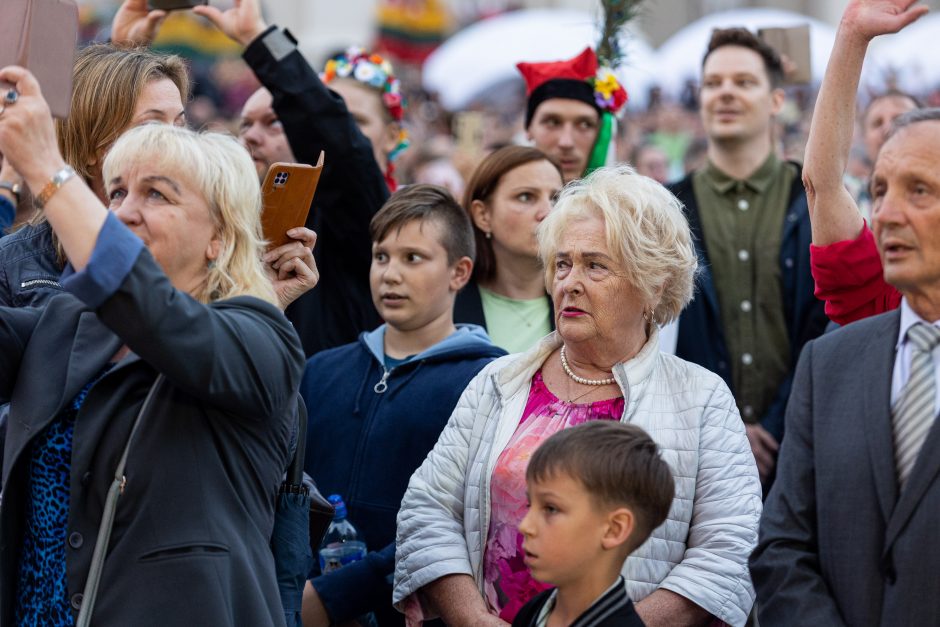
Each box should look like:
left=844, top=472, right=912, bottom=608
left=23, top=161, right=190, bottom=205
left=103, top=125, right=277, bottom=306
left=538, top=165, right=697, bottom=324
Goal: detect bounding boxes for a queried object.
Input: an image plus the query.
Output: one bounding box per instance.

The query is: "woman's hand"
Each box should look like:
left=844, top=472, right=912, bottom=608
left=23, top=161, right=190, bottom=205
left=111, top=0, right=168, bottom=46
left=0, top=154, right=23, bottom=205
left=264, top=227, right=319, bottom=310
left=0, top=67, right=67, bottom=191
left=192, top=0, right=268, bottom=47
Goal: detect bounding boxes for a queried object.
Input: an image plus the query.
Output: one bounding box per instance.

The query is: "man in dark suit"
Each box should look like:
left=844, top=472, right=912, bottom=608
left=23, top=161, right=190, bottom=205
left=750, top=3, right=940, bottom=624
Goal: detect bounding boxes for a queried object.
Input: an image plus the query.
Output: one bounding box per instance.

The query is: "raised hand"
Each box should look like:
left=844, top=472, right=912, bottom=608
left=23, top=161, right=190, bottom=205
left=841, top=0, right=929, bottom=41
left=0, top=67, right=66, bottom=191
left=112, top=0, right=168, bottom=47
left=263, top=227, right=319, bottom=310
left=192, top=0, right=267, bottom=47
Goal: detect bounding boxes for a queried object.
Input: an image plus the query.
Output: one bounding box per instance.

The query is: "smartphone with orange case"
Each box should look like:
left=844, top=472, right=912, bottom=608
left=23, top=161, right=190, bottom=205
left=260, top=152, right=324, bottom=249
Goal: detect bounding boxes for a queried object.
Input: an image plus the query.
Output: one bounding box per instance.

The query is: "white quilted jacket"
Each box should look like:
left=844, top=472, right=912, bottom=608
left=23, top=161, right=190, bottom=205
left=393, top=329, right=761, bottom=627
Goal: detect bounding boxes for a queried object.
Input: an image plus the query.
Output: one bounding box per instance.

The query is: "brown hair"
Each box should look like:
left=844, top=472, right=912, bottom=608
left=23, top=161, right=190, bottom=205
left=702, top=27, right=785, bottom=89
left=527, top=421, right=675, bottom=550
left=462, top=146, right=562, bottom=281
left=370, top=184, right=475, bottom=265
left=56, top=44, right=190, bottom=185
left=861, top=89, right=922, bottom=125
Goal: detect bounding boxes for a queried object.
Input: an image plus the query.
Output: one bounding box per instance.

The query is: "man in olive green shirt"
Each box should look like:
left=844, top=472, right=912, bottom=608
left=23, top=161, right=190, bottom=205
left=669, top=28, right=828, bottom=488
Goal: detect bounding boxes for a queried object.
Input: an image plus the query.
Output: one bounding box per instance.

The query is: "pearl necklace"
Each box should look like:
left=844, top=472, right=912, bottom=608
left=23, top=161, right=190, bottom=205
left=560, top=346, right=616, bottom=386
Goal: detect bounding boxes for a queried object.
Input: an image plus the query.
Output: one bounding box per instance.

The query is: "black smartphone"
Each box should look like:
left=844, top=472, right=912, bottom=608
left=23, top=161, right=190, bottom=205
left=147, top=0, right=208, bottom=10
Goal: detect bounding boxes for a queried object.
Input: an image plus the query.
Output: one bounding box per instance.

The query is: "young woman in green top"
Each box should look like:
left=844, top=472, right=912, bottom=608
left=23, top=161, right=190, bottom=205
left=454, top=146, right=563, bottom=353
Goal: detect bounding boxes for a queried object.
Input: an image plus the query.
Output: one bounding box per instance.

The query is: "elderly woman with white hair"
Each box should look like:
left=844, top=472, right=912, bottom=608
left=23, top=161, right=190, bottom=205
left=393, top=165, right=762, bottom=627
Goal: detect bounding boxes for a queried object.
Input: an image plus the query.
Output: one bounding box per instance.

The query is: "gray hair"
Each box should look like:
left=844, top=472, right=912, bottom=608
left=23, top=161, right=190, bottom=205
left=889, top=107, right=940, bottom=137
left=537, top=165, right=698, bottom=324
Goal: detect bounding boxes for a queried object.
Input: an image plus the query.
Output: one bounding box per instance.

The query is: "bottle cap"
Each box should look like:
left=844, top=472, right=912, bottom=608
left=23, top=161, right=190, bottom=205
left=328, top=494, right=348, bottom=520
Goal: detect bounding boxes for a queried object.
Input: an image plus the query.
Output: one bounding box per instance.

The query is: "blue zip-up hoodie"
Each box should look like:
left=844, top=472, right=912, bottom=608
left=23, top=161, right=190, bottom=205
left=301, top=323, right=506, bottom=625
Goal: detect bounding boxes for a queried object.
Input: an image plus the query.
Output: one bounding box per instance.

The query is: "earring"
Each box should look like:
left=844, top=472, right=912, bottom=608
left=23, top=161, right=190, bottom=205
left=485, top=231, right=492, bottom=240
left=643, top=307, right=656, bottom=324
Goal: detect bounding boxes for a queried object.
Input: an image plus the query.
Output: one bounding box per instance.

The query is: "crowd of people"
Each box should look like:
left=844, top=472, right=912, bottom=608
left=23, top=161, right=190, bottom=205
left=0, top=0, right=939, bottom=625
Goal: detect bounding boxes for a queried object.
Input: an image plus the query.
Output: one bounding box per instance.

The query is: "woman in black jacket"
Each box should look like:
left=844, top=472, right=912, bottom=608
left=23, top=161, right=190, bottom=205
left=0, top=68, right=304, bottom=626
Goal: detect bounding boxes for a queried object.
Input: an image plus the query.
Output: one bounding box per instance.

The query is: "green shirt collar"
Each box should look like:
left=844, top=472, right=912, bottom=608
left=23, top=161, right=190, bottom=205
left=700, top=152, right=780, bottom=195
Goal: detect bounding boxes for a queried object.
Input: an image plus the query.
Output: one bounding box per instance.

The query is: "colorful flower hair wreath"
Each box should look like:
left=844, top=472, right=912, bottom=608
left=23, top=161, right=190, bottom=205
left=323, top=46, right=409, bottom=161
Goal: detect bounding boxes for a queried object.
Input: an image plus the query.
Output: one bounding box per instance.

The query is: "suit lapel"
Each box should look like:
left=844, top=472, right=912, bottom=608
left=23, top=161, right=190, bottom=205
left=884, top=412, right=940, bottom=553
left=64, top=311, right=123, bottom=403
left=863, top=310, right=902, bottom=524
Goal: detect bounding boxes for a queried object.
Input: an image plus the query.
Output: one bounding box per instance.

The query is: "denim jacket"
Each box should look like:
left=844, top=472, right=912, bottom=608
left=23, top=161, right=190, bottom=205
left=0, top=221, right=63, bottom=308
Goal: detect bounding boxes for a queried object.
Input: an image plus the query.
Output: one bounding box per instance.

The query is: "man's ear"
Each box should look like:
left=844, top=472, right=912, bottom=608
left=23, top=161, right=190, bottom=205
left=469, top=199, right=491, bottom=235
left=601, top=507, right=636, bottom=551
left=449, top=256, right=474, bottom=292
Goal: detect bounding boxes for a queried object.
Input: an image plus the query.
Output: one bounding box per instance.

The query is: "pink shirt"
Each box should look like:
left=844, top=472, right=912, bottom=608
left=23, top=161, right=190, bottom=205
left=482, top=370, right=624, bottom=622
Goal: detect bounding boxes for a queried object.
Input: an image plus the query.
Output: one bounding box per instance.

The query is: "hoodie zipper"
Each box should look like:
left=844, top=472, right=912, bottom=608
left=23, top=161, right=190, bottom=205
left=373, top=367, right=392, bottom=393
left=20, top=278, right=61, bottom=289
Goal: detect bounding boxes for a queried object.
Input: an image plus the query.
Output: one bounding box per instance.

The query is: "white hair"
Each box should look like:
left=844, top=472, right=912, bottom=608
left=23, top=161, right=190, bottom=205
left=537, top=164, right=697, bottom=324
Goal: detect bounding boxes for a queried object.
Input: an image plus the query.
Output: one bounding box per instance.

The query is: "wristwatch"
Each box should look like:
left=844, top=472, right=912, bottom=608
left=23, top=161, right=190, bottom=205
left=0, top=181, right=20, bottom=204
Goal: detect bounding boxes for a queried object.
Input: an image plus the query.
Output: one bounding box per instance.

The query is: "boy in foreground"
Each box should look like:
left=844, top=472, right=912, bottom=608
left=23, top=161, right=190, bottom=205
left=514, top=421, right=675, bottom=627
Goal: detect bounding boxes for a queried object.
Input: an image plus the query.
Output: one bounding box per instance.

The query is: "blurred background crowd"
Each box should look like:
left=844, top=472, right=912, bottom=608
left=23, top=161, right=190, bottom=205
left=71, top=0, right=940, bottom=198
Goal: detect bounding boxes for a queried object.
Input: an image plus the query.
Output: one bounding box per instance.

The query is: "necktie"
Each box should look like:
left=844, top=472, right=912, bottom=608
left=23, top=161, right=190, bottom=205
left=893, top=322, right=940, bottom=489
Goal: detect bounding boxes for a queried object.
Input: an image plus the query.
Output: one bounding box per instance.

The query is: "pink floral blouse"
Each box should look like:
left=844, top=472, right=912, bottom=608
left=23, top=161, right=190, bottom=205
left=482, top=370, right=625, bottom=622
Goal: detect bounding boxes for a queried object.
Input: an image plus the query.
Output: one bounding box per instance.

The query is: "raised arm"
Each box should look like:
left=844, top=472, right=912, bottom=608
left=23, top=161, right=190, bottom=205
left=0, top=67, right=304, bottom=418
left=0, top=67, right=105, bottom=270
left=804, top=0, right=927, bottom=246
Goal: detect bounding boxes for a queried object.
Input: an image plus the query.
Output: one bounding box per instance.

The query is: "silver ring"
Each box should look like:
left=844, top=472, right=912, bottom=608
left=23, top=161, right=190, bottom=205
left=3, top=89, right=17, bottom=105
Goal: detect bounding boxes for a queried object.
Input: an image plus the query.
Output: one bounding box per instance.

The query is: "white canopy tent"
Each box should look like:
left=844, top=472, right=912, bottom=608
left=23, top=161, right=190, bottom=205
left=421, top=8, right=657, bottom=111
left=652, top=8, right=842, bottom=97
left=866, top=13, right=940, bottom=94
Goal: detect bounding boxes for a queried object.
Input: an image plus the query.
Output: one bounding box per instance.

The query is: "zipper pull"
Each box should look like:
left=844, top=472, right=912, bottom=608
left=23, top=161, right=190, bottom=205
left=374, top=368, right=391, bottom=394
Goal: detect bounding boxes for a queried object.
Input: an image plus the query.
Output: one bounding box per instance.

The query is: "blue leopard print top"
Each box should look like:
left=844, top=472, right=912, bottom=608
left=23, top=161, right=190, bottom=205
left=15, top=366, right=112, bottom=627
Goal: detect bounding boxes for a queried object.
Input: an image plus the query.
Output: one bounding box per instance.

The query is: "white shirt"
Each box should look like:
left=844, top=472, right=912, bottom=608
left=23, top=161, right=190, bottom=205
left=891, top=298, right=940, bottom=417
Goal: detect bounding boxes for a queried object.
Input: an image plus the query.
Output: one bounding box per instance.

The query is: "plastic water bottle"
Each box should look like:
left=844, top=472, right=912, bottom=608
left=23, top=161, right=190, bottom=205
left=318, top=494, right=367, bottom=574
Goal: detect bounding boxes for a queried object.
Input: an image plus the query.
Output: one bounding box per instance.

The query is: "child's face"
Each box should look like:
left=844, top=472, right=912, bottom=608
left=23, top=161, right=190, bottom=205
left=519, top=471, right=614, bottom=587
left=370, top=219, right=462, bottom=332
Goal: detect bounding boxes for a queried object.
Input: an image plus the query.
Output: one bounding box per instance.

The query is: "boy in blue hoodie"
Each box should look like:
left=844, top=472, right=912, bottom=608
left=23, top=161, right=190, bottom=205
left=300, top=184, right=507, bottom=626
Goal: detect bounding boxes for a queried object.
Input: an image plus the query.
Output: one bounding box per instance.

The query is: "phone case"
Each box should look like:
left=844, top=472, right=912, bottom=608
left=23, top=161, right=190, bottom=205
left=147, top=0, right=208, bottom=10
left=260, top=153, right=325, bottom=249
left=0, top=0, right=79, bottom=118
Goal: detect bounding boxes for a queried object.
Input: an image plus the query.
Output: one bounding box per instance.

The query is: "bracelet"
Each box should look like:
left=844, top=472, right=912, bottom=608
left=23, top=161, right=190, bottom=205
left=33, top=166, right=77, bottom=210
left=0, top=181, right=20, bottom=204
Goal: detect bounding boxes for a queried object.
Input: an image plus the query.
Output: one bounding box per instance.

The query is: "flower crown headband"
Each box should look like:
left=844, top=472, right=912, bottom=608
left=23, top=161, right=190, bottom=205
left=323, top=46, right=409, bottom=161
